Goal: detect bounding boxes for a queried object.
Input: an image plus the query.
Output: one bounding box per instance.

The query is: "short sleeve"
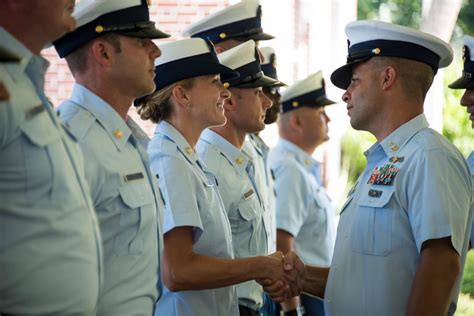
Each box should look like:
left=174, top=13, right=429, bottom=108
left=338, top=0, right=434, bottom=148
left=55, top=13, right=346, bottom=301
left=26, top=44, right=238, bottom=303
left=406, top=150, right=471, bottom=254
left=272, top=160, right=308, bottom=237
left=152, top=154, right=204, bottom=236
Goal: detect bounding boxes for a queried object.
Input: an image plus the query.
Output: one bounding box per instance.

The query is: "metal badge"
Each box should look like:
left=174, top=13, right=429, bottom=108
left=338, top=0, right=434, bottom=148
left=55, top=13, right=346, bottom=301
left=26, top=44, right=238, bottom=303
left=124, top=172, right=144, bottom=182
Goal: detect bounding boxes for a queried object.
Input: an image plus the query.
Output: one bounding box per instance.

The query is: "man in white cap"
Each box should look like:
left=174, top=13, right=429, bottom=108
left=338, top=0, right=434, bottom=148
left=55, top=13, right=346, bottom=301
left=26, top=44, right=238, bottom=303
left=0, top=0, right=103, bottom=314
left=268, top=71, right=337, bottom=316
left=53, top=0, right=169, bottom=314
left=265, top=20, right=472, bottom=316
left=182, top=0, right=273, bottom=54
left=197, top=40, right=280, bottom=316
left=449, top=35, right=474, bottom=252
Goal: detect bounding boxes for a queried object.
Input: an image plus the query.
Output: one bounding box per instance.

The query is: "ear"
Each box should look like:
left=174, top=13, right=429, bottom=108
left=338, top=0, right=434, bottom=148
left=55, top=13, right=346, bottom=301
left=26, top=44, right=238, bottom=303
left=171, top=85, right=191, bottom=109
left=91, top=40, right=114, bottom=68
left=380, top=66, right=397, bottom=90
left=223, top=89, right=237, bottom=112
left=289, top=112, right=303, bottom=133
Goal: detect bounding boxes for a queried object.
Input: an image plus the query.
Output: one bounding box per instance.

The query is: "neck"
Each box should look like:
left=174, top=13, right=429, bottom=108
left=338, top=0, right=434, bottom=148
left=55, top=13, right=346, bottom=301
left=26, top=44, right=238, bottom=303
left=166, top=115, right=204, bottom=148
left=282, top=135, right=316, bottom=155
left=76, top=77, right=132, bottom=120
left=211, top=123, right=246, bottom=149
left=372, top=105, right=422, bottom=142
left=1, top=22, right=45, bottom=55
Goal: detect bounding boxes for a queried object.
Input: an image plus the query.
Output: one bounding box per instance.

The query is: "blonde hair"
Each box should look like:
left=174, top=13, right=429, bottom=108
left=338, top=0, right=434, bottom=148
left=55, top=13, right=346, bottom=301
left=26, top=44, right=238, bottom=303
left=137, top=78, right=196, bottom=123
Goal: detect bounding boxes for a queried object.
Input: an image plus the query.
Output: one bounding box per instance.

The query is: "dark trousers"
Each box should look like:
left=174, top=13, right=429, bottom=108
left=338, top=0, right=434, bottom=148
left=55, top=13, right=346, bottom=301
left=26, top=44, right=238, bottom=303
left=239, top=304, right=262, bottom=316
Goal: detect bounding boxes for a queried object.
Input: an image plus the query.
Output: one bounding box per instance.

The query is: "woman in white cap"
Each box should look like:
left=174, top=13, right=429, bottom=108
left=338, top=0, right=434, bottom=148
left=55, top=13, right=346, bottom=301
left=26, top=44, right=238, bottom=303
left=136, top=38, right=295, bottom=316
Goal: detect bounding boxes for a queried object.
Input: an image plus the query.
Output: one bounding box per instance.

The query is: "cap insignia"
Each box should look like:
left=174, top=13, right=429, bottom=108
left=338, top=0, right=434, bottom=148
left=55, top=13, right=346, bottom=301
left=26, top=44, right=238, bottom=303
left=372, top=48, right=381, bottom=55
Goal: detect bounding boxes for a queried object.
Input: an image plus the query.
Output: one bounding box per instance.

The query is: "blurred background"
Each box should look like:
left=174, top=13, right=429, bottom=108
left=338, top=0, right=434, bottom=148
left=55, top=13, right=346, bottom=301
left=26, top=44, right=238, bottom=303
left=41, top=1, right=474, bottom=312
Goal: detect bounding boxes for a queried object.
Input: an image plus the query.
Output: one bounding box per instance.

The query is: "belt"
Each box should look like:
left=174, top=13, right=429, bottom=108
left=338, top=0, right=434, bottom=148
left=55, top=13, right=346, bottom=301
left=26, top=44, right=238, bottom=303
left=239, top=304, right=262, bottom=316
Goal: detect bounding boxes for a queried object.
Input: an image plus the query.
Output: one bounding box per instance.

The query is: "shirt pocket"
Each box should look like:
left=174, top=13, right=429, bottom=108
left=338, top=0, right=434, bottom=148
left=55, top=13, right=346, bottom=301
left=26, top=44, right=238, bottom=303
left=19, top=110, right=61, bottom=202
left=115, top=179, right=155, bottom=255
left=351, top=187, right=394, bottom=256
left=236, top=194, right=261, bottom=255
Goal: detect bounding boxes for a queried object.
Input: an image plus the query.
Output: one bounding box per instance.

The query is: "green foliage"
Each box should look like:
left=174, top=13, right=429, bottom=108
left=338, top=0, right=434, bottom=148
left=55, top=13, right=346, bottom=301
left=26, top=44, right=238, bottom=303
left=340, top=129, right=375, bottom=192
left=462, top=251, right=474, bottom=297
left=458, top=0, right=474, bottom=36
left=357, top=0, right=421, bottom=27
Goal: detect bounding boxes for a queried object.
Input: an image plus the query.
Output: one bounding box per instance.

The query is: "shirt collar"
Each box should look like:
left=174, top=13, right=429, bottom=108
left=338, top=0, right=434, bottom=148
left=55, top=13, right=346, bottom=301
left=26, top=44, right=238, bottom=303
left=156, top=121, right=200, bottom=164
left=278, top=138, right=318, bottom=172
left=0, top=27, right=49, bottom=80
left=70, top=84, right=132, bottom=150
left=200, top=128, right=250, bottom=174
left=375, top=114, right=429, bottom=158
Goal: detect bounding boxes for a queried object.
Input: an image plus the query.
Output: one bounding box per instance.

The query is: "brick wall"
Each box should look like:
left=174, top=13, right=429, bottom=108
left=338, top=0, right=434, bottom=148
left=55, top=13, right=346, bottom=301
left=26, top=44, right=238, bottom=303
left=42, top=0, right=231, bottom=136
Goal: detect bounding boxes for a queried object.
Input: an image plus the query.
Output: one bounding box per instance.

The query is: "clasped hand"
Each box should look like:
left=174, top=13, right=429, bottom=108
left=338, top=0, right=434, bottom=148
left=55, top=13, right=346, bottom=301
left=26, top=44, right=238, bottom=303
left=257, top=251, right=305, bottom=302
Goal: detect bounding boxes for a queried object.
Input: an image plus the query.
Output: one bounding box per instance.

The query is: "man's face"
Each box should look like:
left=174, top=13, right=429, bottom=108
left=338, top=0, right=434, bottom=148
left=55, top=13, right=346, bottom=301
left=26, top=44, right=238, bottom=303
left=298, top=106, right=330, bottom=147
left=31, top=0, right=76, bottom=43
left=460, top=88, right=474, bottom=128
left=263, top=86, right=281, bottom=124
left=228, top=86, right=272, bottom=133
left=109, top=36, right=161, bottom=99
left=342, top=59, right=383, bottom=133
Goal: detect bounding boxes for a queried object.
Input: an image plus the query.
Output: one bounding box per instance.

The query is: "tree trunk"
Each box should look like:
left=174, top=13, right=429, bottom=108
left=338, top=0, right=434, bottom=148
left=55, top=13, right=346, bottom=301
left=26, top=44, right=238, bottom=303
left=420, top=0, right=462, bottom=131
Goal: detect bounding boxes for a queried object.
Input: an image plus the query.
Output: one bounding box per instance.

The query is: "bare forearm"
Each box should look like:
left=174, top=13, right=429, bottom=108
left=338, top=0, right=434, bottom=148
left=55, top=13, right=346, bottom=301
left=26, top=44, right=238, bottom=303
left=406, top=238, right=460, bottom=316
left=165, top=254, right=269, bottom=291
left=302, top=265, right=329, bottom=298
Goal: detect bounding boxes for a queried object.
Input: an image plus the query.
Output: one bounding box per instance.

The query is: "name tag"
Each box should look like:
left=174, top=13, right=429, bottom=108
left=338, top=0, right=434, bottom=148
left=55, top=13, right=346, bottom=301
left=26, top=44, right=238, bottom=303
left=368, top=189, right=383, bottom=198
left=243, top=189, right=254, bottom=200
left=25, top=104, right=45, bottom=120
left=124, top=172, right=144, bottom=182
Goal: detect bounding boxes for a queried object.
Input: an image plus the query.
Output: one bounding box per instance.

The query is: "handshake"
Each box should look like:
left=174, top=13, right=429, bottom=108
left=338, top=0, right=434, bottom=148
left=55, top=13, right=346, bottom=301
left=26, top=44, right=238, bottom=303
left=256, top=251, right=306, bottom=302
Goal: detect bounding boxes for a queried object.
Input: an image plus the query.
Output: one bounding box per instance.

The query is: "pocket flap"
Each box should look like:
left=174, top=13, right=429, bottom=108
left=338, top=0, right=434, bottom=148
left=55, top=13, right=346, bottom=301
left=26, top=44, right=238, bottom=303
left=237, top=196, right=259, bottom=221
left=119, top=181, right=154, bottom=209
left=357, top=187, right=395, bottom=208
left=20, top=108, right=60, bottom=147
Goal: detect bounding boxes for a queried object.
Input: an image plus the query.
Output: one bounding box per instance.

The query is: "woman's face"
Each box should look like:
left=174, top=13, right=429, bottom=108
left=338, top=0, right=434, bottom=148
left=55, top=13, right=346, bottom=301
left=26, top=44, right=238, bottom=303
left=187, top=74, right=231, bottom=128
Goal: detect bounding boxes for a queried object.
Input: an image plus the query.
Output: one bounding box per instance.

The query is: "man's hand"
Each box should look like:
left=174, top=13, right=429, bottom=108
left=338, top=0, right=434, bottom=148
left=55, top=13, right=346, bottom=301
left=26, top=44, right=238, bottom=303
left=257, top=251, right=305, bottom=302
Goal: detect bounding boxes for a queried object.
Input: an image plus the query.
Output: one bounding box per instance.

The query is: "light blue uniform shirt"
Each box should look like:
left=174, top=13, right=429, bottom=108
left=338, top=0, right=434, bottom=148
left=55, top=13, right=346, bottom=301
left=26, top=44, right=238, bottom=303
left=152, top=122, right=238, bottom=316
left=468, top=152, right=474, bottom=248
left=58, top=84, right=162, bottom=315
left=268, top=139, right=336, bottom=266
left=245, top=134, right=277, bottom=254
left=325, top=115, right=472, bottom=316
left=0, top=29, right=102, bottom=314
left=198, top=129, right=268, bottom=309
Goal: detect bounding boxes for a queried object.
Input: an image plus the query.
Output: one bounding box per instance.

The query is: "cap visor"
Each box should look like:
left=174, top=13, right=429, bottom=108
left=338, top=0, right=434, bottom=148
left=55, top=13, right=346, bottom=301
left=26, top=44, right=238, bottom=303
left=235, top=31, right=275, bottom=42
left=119, top=27, right=171, bottom=39
left=330, top=57, right=373, bottom=89
left=235, top=74, right=278, bottom=88
left=0, top=47, right=21, bottom=62
left=330, top=63, right=354, bottom=90
left=448, top=76, right=474, bottom=89
left=318, top=97, right=337, bottom=106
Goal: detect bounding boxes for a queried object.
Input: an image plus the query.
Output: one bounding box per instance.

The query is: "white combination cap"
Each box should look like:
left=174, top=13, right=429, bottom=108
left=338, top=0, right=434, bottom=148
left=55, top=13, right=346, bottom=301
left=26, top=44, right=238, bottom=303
left=54, top=0, right=169, bottom=58
left=217, top=40, right=277, bottom=88
left=331, top=20, right=453, bottom=89
left=182, top=0, right=273, bottom=44
left=281, top=71, right=335, bottom=113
